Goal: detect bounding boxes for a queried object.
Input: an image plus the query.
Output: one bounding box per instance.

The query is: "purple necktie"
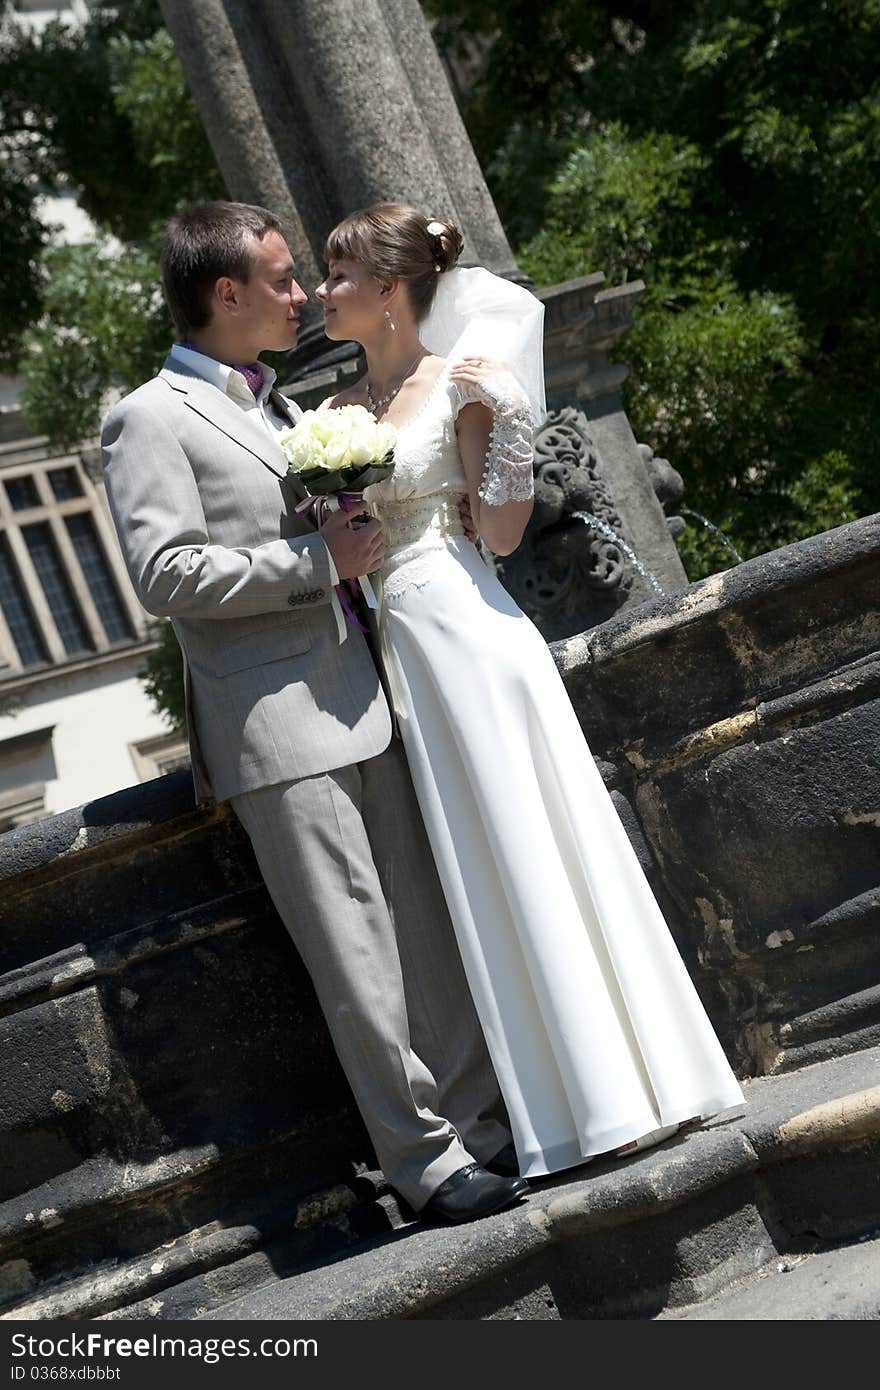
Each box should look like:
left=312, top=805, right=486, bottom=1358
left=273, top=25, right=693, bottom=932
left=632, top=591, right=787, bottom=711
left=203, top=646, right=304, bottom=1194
left=180, top=342, right=263, bottom=398
left=231, top=362, right=265, bottom=398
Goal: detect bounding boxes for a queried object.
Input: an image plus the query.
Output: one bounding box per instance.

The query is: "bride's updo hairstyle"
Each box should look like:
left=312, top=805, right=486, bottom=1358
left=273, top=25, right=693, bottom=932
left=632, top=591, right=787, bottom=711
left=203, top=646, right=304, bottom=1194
left=325, top=203, right=464, bottom=321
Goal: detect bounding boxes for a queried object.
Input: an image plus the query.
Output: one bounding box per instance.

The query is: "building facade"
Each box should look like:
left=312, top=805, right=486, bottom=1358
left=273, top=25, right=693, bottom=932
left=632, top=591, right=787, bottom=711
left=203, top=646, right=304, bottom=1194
left=0, top=417, right=188, bottom=830
left=0, top=2, right=189, bottom=831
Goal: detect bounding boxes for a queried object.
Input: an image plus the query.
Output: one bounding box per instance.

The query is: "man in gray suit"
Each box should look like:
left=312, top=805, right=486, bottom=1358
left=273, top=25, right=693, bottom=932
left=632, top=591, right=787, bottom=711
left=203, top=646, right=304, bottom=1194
left=101, top=201, right=525, bottom=1223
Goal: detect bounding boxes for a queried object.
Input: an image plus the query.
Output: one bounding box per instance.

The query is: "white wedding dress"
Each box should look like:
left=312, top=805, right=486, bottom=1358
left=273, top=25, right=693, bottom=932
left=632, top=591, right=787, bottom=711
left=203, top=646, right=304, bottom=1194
left=365, top=368, right=744, bottom=1179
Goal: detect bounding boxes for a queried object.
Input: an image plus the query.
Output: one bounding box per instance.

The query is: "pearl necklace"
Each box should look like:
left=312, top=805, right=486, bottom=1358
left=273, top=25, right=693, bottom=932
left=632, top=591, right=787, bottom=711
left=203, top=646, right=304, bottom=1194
left=366, top=353, right=423, bottom=415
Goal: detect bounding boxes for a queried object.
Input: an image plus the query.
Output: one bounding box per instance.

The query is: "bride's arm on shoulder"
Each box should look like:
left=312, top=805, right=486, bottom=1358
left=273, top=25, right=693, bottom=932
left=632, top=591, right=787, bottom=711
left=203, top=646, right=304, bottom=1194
left=451, top=358, right=534, bottom=557
left=455, top=402, right=533, bottom=555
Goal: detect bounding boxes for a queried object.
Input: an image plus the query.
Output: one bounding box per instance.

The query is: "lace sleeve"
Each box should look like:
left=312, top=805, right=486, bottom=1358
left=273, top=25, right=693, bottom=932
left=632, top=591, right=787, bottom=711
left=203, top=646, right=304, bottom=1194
left=454, top=372, right=535, bottom=506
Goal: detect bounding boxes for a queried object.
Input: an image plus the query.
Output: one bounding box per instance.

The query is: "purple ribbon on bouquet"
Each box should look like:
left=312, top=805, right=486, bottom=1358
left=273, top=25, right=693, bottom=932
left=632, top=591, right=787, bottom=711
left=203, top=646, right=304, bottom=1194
left=294, top=491, right=371, bottom=635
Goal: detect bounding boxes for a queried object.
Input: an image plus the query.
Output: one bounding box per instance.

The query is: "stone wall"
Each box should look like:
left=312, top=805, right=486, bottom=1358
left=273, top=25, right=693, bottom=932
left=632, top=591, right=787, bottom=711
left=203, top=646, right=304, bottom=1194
left=0, top=777, right=381, bottom=1318
left=2, top=512, right=878, bottom=1317
left=556, top=511, right=880, bottom=1076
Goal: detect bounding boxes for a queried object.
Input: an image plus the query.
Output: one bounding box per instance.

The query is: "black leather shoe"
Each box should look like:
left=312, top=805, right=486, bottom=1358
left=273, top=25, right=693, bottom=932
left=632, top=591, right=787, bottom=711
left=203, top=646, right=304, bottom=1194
left=422, top=1163, right=528, bottom=1224
left=485, top=1141, right=520, bottom=1177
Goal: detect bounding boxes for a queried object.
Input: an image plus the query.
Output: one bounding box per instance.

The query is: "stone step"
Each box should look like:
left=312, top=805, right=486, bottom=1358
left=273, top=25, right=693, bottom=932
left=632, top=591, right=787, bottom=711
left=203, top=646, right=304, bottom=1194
left=0, top=887, right=265, bottom=1015
left=97, top=1188, right=410, bottom=1323
left=0, top=774, right=399, bottom=1320
left=660, top=1234, right=880, bottom=1319
left=1, top=1162, right=400, bottom=1321
left=2, top=600, right=879, bottom=1323
left=0, top=773, right=250, bottom=976
left=185, top=1043, right=880, bottom=1321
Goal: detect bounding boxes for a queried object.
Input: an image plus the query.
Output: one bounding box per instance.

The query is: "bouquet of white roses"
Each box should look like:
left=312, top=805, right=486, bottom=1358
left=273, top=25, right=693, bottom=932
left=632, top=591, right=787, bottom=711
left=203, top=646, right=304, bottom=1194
left=279, top=404, right=396, bottom=494
left=280, top=404, right=397, bottom=641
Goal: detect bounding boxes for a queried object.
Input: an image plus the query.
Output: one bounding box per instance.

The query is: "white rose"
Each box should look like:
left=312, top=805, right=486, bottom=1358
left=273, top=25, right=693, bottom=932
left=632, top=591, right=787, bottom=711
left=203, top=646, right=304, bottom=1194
left=280, top=418, right=318, bottom=471
left=281, top=403, right=396, bottom=476
left=323, top=422, right=351, bottom=468
left=347, top=415, right=377, bottom=466
left=375, top=421, right=397, bottom=458
left=314, top=410, right=345, bottom=449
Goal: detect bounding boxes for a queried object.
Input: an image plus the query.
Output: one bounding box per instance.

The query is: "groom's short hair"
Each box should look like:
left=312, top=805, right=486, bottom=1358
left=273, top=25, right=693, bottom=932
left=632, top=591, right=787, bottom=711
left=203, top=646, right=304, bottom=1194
left=161, top=201, right=282, bottom=337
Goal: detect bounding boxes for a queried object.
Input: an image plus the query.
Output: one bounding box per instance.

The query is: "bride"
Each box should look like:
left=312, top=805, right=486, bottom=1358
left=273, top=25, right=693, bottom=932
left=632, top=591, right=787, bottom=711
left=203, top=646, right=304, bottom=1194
left=315, top=203, right=744, bottom=1180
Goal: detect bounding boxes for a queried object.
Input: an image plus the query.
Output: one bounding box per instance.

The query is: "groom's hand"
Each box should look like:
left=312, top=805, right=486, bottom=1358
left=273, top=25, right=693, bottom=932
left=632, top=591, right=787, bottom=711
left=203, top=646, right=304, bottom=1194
left=320, top=506, right=385, bottom=580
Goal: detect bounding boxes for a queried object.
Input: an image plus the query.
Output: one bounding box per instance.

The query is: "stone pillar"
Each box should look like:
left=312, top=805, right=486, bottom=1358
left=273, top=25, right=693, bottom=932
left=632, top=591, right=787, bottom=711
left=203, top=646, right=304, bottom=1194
left=157, top=0, right=321, bottom=287
left=378, top=0, right=520, bottom=276
left=158, top=0, right=520, bottom=365
left=540, top=273, right=689, bottom=594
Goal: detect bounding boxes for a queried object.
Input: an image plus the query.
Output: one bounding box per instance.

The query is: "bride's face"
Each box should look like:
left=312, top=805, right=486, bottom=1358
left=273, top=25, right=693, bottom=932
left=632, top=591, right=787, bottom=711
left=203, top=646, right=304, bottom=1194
left=316, top=257, right=386, bottom=342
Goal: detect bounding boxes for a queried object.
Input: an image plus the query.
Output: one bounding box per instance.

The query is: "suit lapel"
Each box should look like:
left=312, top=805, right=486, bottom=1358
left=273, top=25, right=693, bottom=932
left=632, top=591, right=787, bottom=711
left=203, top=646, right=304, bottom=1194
left=159, top=359, right=302, bottom=491
left=269, top=386, right=302, bottom=428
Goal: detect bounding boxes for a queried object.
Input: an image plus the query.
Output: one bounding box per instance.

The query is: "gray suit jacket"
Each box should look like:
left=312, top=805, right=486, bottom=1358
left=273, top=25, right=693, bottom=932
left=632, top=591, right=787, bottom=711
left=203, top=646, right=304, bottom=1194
left=101, top=356, right=392, bottom=804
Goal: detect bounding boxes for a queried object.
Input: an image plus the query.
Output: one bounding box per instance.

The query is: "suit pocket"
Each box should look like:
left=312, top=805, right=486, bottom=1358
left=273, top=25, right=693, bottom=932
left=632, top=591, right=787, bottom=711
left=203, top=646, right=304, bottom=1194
left=205, top=619, right=312, bottom=676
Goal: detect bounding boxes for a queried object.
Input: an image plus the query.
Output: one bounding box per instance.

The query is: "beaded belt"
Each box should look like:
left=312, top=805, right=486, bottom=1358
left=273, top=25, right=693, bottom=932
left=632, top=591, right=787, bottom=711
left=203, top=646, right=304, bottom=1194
left=372, top=491, right=466, bottom=551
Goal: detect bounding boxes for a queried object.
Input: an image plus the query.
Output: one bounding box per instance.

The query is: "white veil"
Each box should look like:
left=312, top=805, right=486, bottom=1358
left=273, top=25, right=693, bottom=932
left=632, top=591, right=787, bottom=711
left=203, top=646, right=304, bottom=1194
left=420, top=266, right=547, bottom=423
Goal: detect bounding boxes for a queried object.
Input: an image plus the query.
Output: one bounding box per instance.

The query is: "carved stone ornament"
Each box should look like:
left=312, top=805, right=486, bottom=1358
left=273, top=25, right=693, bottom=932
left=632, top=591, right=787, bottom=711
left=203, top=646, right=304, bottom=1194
left=492, top=407, right=635, bottom=641
left=636, top=442, right=686, bottom=541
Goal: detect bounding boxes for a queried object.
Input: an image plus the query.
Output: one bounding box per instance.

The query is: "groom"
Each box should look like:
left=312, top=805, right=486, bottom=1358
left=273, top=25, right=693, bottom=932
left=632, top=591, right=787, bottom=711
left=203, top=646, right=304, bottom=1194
left=101, top=200, right=525, bottom=1223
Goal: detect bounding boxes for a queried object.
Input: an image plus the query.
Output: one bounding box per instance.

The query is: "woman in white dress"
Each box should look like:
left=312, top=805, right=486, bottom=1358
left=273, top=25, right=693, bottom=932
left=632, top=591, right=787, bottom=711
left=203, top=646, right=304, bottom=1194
left=315, top=204, right=744, bottom=1180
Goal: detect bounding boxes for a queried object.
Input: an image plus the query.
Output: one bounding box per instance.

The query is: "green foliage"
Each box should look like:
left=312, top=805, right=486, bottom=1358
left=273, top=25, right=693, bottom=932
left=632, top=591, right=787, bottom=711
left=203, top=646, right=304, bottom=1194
left=0, top=0, right=169, bottom=243
left=0, top=0, right=221, bottom=433
left=516, top=125, right=710, bottom=286
left=19, top=235, right=171, bottom=447
left=426, top=1, right=608, bottom=159
left=516, top=121, right=807, bottom=571
left=627, top=279, right=803, bottom=496
left=107, top=29, right=224, bottom=210
left=429, top=0, right=880, bottom=576
left=0, top=167, right=48, bottom=368
left=785, top=450, right=863, bottom=540
left=140, top=621, right=187, bottom=734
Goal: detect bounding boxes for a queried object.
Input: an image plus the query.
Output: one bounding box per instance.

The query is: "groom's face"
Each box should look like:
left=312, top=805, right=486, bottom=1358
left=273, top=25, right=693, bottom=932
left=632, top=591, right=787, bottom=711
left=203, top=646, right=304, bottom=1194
left=230, top=230, right=308, bottom=351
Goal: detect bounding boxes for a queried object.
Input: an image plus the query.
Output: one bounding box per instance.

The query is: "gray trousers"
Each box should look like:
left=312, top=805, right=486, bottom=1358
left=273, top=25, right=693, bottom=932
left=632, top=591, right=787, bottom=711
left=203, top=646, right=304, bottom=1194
left=231, top=737, right=511, bottom=1209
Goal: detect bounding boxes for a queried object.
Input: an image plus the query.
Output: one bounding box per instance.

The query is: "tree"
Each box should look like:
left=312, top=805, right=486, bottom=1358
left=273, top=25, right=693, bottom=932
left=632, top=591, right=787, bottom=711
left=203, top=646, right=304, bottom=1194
left=428, top=0, right=878, bottom=573
left=515, top=124, right=809, bottom=570
left=0, top=166, right=48, bottom=367
left=19, top=235, right=170, bottom=449
left=141, top=621, right=187, bottom=734
left=0, top=0, right=223, bottom=730
left=3, top=1, right=876, bottom=727
left=0, top=0, right=222, bottom=435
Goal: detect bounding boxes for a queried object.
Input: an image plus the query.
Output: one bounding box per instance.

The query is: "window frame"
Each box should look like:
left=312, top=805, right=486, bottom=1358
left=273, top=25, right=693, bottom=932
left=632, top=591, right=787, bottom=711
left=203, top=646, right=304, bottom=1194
left=0, top=447, right=146, bottom=677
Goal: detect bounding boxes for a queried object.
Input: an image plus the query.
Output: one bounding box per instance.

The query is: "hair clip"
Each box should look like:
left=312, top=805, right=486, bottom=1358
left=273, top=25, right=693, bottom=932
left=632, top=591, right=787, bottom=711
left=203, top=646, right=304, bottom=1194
left=426, top=220, right=446, bottom=237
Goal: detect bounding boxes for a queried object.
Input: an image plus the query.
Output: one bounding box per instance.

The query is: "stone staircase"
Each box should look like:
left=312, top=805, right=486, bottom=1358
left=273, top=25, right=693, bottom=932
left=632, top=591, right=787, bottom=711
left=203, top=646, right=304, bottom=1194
left=0, top=775, right=399, bottom=1321
left=192, top=1045, right=880, bottom=1321
left=2, top=514, right=879, bottom=1320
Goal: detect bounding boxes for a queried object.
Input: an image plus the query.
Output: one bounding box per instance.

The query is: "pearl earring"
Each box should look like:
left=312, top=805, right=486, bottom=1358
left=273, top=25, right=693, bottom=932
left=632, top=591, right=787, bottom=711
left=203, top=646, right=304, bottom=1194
left=384, top=308, right=396, bottom=332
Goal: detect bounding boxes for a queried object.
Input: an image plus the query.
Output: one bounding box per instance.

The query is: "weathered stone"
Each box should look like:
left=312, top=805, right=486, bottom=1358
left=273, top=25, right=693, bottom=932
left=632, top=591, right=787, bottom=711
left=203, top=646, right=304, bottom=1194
left=554, top=512, right=880, bottom=1074
left=492, top=405, right=682, bottom=639
left=0, top=785, right=387, bottom=1320
left=539, top=276, right=688, bottom=603
left=663, top=1234, right=880, bottom=1320
left=3, top=515, right=879, bottom=1319
left=200, top=1046, right=880, bottom=1321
